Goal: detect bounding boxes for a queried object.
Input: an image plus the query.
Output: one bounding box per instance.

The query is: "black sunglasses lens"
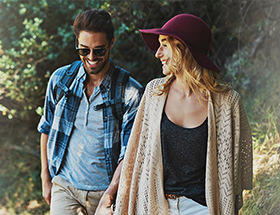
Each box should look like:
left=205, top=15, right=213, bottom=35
left=93, top=48, right=107, bottom=56
left=78, top=49, right=90, bottom=56
left=76, top=47, right=108, bottom=57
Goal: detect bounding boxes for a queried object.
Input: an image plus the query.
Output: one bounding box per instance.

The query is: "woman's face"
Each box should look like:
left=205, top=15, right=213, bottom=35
left=155, top=35, right=172, bottom=75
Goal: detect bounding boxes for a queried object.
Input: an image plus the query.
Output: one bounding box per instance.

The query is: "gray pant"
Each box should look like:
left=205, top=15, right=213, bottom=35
left=50, top=176, right=104, bottom=215
left=168, top=196, right=209, bottom=215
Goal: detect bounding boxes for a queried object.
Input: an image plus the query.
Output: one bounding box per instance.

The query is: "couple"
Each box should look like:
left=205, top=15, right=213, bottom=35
left=38, top=8, right=252, bottom=215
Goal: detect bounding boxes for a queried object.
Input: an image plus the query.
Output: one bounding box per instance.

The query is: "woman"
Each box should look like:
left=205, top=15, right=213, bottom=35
left=107, top=14, right=252, bottom=215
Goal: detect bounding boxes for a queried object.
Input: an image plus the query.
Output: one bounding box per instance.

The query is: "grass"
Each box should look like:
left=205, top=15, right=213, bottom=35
left=240, top=104, right=280, bottom=215
left=239, top=59, right=280, bottom=214
left=240, top=125, right=280, bottom=215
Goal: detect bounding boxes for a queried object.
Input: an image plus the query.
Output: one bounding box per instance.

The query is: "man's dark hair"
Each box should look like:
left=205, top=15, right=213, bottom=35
left=73, top=9, right=114, bottom=42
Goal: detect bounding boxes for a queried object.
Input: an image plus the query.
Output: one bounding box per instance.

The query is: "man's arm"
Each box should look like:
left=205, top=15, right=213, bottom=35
left=95, top=160, right=123, bottom=215
left=40, top=133, right=52, bottom=205
left=95, top=78, right=143, bottom=215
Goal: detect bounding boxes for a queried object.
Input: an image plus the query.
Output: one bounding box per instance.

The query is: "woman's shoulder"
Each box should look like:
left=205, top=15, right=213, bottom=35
left=221, top=88, right=240, bottom=99
left=212, top=88, right=242, bottom=106
left=145, top=77, right=166, bottom=92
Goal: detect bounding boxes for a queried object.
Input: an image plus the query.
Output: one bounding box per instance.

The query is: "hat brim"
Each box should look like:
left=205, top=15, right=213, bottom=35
left=140, top=29, right=220, bottom=72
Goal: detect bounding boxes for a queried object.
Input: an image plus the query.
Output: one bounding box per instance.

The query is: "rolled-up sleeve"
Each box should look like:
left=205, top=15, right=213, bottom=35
left=119, top=77, right=143, bottom=162
left=37, top=69, right=61, bottom=135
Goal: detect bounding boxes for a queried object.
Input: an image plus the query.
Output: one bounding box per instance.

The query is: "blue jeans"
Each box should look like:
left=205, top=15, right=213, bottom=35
left=168, top=196, right=209, bottom=215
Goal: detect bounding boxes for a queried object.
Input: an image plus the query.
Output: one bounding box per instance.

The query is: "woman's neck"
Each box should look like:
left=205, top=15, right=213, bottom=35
left=172, top=75, right=208, bottom=102
left=172, top=76, right=192, bottom=98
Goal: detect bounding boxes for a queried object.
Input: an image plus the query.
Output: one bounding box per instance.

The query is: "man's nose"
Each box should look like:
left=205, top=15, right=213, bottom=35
left=88, top=49, right=96, bottom=60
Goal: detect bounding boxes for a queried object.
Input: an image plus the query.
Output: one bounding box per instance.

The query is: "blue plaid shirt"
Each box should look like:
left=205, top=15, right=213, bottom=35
left=37, top=60, right=143, bottom=181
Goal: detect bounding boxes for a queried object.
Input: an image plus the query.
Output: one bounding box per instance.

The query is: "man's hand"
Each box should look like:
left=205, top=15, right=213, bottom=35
left=42, top=177, right=52, bottom=205
left=95, top=193, right=114, bottom=215
left=95, top=160, right=123, bottom=215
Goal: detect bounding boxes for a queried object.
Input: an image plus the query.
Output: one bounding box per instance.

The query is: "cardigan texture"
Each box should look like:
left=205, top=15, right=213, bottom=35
left=115, top=78, right=253, bottom=215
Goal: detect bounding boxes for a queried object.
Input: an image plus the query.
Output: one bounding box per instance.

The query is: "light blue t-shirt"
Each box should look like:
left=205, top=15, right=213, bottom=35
left=58, top=86, right=110, bottom=191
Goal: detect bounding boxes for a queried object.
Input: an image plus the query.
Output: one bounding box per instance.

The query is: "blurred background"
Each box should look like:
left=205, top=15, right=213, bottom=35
left=0, top=0, right=279, bottom=214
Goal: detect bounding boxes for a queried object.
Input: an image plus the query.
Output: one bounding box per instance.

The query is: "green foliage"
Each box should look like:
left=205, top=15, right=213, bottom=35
left=224, top=47, right=251, bottom=95
left=0, top=0, right=242, bottom=121
left=0, top=1, right=50, bottom=120
left=0, top=0, right=107, bottom=121
left=0, top=120, right=48, bottom=214
left=0, top=149, right=49, bottom=214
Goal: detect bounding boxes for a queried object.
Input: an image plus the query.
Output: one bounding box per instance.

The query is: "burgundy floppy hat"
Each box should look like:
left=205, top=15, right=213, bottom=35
left=139, top=14, right=220, bottom=72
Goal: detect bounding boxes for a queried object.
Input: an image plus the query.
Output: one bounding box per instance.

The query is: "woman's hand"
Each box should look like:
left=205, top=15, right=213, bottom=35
left=95, top=192, right=114, bottom=215
left=95, top=160, right=123, bottom=215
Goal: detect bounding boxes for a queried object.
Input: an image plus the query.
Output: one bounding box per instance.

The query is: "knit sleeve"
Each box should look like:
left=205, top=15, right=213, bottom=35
left=209, top=90, right=253, bottom=214
left=231, top=91, right=253, bottom=210
left=115, top=77, right=169, bottom=215
left=114, top=83, right=148, bottom=214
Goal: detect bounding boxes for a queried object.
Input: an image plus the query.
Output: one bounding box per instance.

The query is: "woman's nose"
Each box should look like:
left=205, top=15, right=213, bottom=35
left=155, top=46, right=163, bottom=59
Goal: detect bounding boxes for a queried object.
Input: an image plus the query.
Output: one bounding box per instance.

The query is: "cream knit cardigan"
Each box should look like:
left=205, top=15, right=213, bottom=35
left=115, top=78, right=253, bottom=215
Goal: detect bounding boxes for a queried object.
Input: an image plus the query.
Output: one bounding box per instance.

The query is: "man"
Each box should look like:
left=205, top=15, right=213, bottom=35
left=37, top=9, right=143, bottom=215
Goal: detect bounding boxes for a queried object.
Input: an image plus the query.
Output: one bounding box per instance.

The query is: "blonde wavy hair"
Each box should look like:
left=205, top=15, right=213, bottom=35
left=153, top=36, right=231, bottom=102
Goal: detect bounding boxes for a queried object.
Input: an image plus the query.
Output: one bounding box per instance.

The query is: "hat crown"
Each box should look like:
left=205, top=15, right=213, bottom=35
left=139, top=14, right=220, bottom=71
left=161, top=14, right=212, bottom=55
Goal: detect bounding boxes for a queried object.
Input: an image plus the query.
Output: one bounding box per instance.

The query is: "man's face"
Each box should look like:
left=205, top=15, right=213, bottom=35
left=77, top=31, right=113, bottom=75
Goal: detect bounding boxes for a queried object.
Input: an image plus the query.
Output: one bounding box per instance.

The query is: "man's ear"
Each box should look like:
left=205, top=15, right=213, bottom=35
left=110, top=36, right=115, bottom=49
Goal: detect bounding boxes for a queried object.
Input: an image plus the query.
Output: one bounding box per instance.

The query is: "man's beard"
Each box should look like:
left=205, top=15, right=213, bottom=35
left=82, top=56, right=109, bottom=75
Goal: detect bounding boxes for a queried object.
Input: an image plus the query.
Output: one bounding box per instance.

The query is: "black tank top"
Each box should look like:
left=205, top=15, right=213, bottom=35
left=161, top=111, right=208, bottom=206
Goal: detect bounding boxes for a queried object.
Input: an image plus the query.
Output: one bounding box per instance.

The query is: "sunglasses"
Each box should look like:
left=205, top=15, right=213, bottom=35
left=75, top=39, right=110, bottom=57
